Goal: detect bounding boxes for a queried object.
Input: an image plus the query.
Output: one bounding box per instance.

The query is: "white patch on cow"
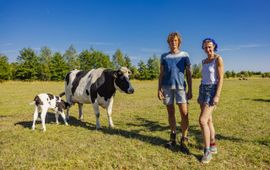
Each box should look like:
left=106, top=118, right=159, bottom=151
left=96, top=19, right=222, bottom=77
left=106, top=97, right=114, bottom=128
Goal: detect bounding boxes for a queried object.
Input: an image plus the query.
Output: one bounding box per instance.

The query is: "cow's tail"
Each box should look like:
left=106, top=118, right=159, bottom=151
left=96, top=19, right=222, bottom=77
left=59, top=92, right=65, bottom=97
left=30, top=95, right=43, bottom=106
left=29, top=101, right=35, bottom=105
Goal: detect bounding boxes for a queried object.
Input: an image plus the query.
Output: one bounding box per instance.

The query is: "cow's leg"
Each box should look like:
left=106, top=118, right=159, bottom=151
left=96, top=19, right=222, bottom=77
left=106, top=98, right=114, bottom=128
left=92, top=103, right=101, bottom=129
left=40, top=106, right=48, bottom=132
left=59, top=111, right=69, bottom=125
left=78, top=103, right=83, bottom=120
left=55, top=112, right=59, bottom=125
left=66, top=107, right=70, bottom=121
left=32, top=106, right=39, bottom=130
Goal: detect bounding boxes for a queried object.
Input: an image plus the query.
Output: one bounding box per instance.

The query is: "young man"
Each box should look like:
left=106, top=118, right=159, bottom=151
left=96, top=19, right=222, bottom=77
left=158, top=32, right=192, bottom=153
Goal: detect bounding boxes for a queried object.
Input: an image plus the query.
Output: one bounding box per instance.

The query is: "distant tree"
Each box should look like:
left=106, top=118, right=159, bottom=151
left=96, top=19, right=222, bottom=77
left=225, top=71, right=232, bottom=78
left=124, top=55, right=132, bottom=68
left=231, top=71, right=236, bottom=78
left=0, top=55, right=11, bottom=80
left=192, top=64, right=202, bottom=78
left=129, top=66, right=139, bottom=79
left=78, top=49, right=92, bottom=70
left=112, top=49, right=125, bottom=68
left=50, top=52, right=69, bottom=81
left=147, top=55, right=160, bottom=80
left=9, top=62, right=18, bottom=80
left=138, top=60, right=149, bottom=80
left=39, top=47, right=52, bottom=80
left=14, top=48, right=40, bottom=80
left=63, top=45, right=79, bottom=70
left=90, top=49, right=113, bottom=69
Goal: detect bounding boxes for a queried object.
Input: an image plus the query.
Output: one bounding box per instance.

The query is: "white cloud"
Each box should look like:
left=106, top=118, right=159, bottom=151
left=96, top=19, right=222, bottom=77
left=74, top=41, right=119, bottom=46
left=220, top=43, right=270, bottom=51
left=0, top=42, right=13, bottom=47
left=140, top=48, right=161, bottom=53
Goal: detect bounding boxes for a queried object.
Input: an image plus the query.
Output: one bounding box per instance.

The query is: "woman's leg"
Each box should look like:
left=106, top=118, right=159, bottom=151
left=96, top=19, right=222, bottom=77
left=199, top=104, right=215, bottom=149
left=208, top=113, right=216, bottom=144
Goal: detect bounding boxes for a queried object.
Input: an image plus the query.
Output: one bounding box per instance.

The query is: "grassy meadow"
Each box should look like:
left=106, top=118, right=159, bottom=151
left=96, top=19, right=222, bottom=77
left=0, top=79, right=270, bottom=169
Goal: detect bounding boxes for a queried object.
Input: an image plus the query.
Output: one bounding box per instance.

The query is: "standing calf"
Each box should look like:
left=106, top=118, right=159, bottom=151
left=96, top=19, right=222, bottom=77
left=30, top=93, right=70, bottom=131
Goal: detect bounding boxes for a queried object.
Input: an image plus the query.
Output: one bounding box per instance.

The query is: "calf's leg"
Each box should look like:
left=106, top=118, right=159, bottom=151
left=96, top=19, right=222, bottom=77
left=32, top=106, right=39, bottom=130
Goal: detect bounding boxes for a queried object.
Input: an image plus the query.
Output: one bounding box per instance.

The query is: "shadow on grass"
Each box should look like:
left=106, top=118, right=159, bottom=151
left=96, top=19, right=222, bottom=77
left=126, top=117, right=168, bottom=132
left=253, top=99, right=270, bottom=102
left=242, top=98, right=270, bottom=102
left=14, top=112, right=95, bottom=130
left=188, top=125, right=246, bottom=149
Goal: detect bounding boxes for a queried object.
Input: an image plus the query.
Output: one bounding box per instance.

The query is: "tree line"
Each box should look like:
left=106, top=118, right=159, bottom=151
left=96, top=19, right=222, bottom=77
left=0, top=46, right=160, bottom=81
left=0, top=46, right=269, bottom=81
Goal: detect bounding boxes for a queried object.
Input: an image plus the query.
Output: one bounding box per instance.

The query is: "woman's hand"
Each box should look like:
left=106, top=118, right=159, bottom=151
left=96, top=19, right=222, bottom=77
left=158, top=89, right=164, bottom=100
left=213, top=95, right=220, bottom=105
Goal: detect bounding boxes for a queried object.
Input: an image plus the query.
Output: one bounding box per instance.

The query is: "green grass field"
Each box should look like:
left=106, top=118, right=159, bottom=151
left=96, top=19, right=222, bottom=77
left=0, top=79, right=270, bottom=169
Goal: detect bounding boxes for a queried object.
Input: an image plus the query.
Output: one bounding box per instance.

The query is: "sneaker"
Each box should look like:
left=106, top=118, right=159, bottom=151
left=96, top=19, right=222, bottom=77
left=180, top=137, right=190, bottom=154
left=164, top=132, right=176, bottom=148
left=210, top=143, right=218, bottom=154
left=164, top=140, right=176, bottom=148
left=201, top=150, right=212, bottom=164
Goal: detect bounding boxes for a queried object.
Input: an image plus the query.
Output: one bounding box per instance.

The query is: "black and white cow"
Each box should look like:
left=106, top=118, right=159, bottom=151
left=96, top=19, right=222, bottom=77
left=30, top=93, right=70, bottom=131
left=62, top=67, right=134, bottom=129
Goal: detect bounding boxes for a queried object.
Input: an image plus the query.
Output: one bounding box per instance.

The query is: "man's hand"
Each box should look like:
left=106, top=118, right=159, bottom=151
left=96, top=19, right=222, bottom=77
left=158, top=89, right=164, bottom=100
left=186, top=91, right=193, bottom=100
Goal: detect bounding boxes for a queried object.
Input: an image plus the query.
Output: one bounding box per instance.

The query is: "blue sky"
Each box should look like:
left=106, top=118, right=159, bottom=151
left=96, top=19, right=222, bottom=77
left=1, top=0, right=270, bottom=72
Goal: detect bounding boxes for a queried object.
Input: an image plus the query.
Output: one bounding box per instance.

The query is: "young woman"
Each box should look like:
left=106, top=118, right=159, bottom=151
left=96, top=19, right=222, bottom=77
left=198, top=38, right=224, bottom=163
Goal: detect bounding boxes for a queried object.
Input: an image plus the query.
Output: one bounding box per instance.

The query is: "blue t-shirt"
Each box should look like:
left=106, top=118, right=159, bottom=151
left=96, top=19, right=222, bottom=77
left=160, top=51, right=191, bottom=89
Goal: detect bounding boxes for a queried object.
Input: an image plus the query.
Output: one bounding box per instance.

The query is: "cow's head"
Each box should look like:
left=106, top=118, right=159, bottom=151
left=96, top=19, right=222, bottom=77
left=114, top=67, right=134, bottom=94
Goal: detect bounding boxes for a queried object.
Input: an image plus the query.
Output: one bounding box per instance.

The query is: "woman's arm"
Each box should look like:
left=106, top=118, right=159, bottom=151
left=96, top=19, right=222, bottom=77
left=213, top=55, right=224, bottom=104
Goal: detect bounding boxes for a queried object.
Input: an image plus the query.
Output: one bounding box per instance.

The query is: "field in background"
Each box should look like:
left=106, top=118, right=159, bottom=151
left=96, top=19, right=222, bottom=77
left=0, top=79, right=269, bottom=169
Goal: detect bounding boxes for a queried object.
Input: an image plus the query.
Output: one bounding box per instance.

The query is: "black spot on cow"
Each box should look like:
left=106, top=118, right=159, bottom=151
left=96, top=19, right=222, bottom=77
left=65, top=72, right=71, bottom=85
left=56, top=100, right=70, bottom=112
left=56, top=96, right=60, bottom=101
left=90, top=69, right=116, bottom=103
left=86, top=89, right=89, bottom=96
left=47, top=93, right=54, bottom=100
left=71, top=71, right=88, bottom=95
left=33, top=95, right=43, bottom=105
left=115, top=71, right=132, bottom=93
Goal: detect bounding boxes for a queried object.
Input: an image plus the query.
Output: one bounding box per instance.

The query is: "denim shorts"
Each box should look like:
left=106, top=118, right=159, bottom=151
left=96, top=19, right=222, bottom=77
left=198, top=84, right=217, bottom=106
left=162, top=88, right=187, bottom=105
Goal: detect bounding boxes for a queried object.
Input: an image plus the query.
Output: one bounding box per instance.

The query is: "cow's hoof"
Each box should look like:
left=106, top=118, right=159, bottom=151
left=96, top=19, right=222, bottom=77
left=109, top=125, right=115, bottom=129
left=96, top=126, right=102, bottom=130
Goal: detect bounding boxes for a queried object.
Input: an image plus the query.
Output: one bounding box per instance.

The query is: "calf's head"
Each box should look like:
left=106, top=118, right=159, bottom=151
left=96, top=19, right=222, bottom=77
left=114, top=67, right=134, bottom=94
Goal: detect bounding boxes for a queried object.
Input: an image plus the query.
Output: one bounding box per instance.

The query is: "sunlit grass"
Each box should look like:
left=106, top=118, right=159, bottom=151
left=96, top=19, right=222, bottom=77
left=0, top=79, right=269, bottom=169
